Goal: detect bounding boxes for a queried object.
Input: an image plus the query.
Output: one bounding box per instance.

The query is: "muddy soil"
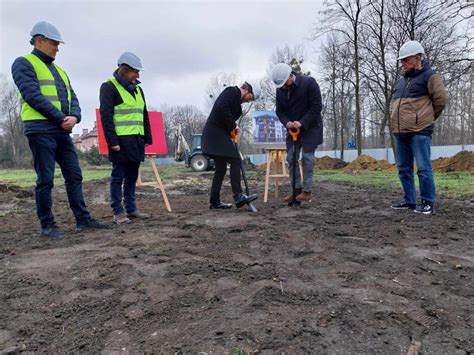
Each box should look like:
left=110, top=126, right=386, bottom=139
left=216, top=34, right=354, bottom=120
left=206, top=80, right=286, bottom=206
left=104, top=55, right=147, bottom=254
left=0, top=172, right=473, bottom=353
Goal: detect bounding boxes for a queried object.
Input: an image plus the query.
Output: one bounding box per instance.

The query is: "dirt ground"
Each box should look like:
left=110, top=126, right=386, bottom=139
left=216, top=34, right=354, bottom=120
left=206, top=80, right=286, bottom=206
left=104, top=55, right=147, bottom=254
left=0, top=170, right=473, bottom=354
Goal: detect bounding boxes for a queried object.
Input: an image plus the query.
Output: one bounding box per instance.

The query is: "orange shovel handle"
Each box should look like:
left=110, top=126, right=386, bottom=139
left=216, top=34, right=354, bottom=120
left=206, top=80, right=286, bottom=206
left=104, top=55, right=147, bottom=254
left=230, top=129, right=239, bottom=144
left=289, top=127, right=300, bottom=141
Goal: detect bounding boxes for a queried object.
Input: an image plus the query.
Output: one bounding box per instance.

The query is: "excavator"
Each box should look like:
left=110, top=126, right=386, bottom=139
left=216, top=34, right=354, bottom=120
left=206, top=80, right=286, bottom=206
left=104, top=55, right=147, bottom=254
left=174, top=124, right=214, bottom=172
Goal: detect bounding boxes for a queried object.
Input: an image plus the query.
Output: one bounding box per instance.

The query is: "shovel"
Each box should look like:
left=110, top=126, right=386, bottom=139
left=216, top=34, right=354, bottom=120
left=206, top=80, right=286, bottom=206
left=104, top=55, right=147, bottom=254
left=231, top=129, right=258, bottom=213
left=288, top=127, right=301, bottom=208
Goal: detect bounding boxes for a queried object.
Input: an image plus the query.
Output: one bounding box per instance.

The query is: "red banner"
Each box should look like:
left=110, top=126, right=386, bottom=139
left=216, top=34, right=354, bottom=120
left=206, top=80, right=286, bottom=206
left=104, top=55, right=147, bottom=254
left=96, top=109, right=168, bottom=155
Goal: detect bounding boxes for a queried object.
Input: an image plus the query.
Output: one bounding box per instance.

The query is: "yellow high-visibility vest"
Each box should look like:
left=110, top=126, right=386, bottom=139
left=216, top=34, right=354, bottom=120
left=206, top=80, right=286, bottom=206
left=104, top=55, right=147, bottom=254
left=20, top=53, right=71, bottom=121
left=110, top=78, right=145, bottom=136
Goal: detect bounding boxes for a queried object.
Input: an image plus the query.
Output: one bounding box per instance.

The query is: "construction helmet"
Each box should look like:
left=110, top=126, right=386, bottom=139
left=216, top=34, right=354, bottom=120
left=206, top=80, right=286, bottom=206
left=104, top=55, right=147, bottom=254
left=117, top=52, right=144, bottom=71
left=398, top=40, right=425, bottom=60
left=30, top=21, right=64, bottom=43
left=271, top=63, right=292, bottom=88
left=245, top=80, right=262, bottom=100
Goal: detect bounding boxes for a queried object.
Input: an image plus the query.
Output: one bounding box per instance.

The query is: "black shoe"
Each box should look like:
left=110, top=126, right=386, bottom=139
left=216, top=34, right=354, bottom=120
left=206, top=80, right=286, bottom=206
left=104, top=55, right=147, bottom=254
left=234, top=194, right=258, bottom=209
left=391, top=200, right=416, bottom=210
left=76, top=218, right=112, bottom=232
left=210, top=202, right=233, bottom=210
left=40, top=223, right=66, bottom=238
left=414, top=202, right=434, bottom=215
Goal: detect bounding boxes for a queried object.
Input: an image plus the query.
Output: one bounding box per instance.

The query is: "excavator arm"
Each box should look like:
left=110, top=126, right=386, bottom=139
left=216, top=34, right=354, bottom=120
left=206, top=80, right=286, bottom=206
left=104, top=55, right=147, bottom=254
left=174, top=123, right=190, bottom=162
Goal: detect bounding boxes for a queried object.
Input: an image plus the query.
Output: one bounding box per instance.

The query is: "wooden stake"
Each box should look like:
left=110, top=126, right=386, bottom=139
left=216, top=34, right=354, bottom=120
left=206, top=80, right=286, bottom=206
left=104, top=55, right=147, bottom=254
left=136, top=155, right=172, bottom=212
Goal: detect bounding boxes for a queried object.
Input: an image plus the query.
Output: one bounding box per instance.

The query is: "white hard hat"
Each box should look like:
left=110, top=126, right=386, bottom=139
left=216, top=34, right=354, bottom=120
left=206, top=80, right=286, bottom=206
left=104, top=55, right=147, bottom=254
left=30, top=21, right=64, bottom=43
left=118, top=52, right=144, bottom=71
left=271, top=63, right=292, bottom=88
left=398, top=40, right=425, bottom=60
left=245, top=80, right=261, bottom=100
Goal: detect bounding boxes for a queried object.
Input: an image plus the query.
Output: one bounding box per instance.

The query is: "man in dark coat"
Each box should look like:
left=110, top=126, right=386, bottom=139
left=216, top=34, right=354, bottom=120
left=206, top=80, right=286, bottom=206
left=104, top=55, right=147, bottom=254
left=271, top=63, right=323, bottom=203
left=100, top=52, right=152, bottom=224
left=11, top=21, right=110, bottom=238
left=202, top=82, right=259, bottom=209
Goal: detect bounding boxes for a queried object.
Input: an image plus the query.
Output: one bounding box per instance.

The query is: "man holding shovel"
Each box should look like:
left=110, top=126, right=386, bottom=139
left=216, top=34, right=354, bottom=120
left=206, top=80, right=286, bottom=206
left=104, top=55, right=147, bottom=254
left=202, top=81, right=259, bottom=209
left=271, top=63, right=323, bottom=203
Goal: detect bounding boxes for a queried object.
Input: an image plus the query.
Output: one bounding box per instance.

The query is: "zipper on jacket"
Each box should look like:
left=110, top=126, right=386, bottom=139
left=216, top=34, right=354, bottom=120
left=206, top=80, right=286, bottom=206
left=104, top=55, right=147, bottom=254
left=397, top=78, right=412, bottom=133
left=416, top=113, right=418, bottom=125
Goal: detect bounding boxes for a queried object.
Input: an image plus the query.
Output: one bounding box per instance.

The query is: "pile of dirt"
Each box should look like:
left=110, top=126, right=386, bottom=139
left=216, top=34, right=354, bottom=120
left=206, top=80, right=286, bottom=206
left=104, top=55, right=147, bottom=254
left=315, top=156, right=348, bottom=170
left=0, top=183, right=33, bottom=199
left=343, top=154, right=397, bottom=173
left=432, top=151, right=474, bottom=172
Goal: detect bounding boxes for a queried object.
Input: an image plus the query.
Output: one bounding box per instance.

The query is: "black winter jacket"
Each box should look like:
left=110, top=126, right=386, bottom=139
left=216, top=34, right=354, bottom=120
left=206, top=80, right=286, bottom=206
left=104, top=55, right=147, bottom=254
left=11, top=48, right=81, bottom=135
left=202, top=86, right=242, bottom=159
left=99, top=71, right=152, bottom=163
left=276, top=73, right=323, bottom=152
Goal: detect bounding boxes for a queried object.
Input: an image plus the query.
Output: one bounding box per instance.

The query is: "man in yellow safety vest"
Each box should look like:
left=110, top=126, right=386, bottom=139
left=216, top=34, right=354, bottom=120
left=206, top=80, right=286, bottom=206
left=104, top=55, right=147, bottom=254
left=11, top=21, right=111, bottom=237
left=99, top=52, right=152, bottom=225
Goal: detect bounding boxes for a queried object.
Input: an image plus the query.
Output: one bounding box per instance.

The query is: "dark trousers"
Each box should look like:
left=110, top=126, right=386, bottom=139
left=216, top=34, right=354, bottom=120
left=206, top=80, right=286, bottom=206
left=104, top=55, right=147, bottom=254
left=210, top=155, right=242, bottom=205
left=27, top=133, right=90, bottom=229
left=110, top=161, right=140, bottom=215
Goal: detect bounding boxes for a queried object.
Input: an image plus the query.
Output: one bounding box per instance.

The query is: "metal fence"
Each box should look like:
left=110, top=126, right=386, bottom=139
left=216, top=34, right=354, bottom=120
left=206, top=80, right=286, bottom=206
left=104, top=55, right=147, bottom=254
left=153, top=144, right=474, bottom=166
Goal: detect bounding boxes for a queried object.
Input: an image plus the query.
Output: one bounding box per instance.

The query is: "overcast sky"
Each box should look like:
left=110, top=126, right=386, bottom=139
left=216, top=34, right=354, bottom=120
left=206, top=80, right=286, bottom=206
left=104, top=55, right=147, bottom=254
left=0, top=0, right=323, bottom=133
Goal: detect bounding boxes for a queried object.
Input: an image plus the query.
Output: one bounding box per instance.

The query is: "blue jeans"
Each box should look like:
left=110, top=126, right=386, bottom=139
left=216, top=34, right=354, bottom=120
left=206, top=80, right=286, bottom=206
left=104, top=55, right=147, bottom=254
left=287, top=143, right=315, bottom=192
left=27, top=133, right=90, bottom=228
left=110, top=161, right=140, bottom=215
left=395, top=134, right=435, bottom=206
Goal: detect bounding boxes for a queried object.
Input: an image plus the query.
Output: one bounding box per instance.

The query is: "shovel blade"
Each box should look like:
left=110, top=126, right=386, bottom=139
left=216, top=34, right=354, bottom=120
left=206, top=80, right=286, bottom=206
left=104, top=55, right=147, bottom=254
left=247, top=202, right=258, bottom=213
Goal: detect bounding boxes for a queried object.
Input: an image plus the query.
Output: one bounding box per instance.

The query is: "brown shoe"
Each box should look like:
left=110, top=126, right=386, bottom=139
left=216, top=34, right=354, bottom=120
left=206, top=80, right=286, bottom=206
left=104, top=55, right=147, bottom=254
left=283, top=188, right=302, bottom=203
left=127, top=210, right=150, bottom=219
left=296, top=191, right=312, bottom=202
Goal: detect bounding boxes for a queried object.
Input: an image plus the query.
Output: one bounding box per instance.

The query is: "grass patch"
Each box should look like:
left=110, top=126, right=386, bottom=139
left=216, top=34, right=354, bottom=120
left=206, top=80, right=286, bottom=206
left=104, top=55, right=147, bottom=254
left=315, top=169, right=474, bottom=198
left=1, top=164, right=473, bottom=198
left=0, top=166, right=112, bottom=188
left=0, top=162, right=194, bottom=188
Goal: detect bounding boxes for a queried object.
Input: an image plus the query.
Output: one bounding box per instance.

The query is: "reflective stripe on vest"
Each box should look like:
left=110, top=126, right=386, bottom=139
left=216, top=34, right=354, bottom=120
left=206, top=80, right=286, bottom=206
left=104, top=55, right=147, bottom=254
left=19, top=53, right=72, bottom=121
left=110, top=79, right=145, bottom=136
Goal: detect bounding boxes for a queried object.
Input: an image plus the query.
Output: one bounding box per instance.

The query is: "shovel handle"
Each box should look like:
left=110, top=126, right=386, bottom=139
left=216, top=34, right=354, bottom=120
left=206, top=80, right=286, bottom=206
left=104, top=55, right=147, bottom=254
left=289, top=127, right=300, bottom=141
left=231, top=129, right=239, bottom=144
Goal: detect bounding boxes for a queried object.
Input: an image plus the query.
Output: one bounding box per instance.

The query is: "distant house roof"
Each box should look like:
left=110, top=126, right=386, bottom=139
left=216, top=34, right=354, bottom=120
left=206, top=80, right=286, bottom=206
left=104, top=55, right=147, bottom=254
left=74, top=124, right=98, bottom=143
left=81, top=126, right=98, bottom=140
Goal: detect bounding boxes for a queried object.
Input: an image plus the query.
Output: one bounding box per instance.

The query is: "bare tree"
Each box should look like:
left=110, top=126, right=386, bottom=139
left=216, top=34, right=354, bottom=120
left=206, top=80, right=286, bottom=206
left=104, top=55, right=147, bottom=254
left=205, top=72, right=237, bottom=111
left=388, top=0, right=473, bottom=147
left=316, top=0, right=474, bottom=154
left=359, top=0, right=399, bottom=149
left=315, top=0, right=367, bottom=156
left=0, top=75, right=28, bottom=166
left=160, top=104, right=207, bottom=157
left=319, top=32, right=355, bottom=157
left=257, top=44, right=312, bottom=112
